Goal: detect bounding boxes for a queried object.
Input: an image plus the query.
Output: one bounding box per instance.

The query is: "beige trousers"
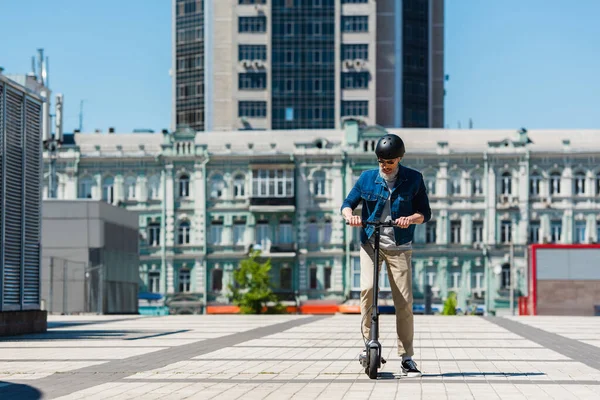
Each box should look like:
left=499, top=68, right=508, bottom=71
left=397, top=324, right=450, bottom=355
left=360, top=244, right=414, bottom=357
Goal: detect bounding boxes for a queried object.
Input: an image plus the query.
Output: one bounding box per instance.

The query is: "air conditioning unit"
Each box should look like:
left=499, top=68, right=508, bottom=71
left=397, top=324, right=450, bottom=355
left=241, top=59, right=253, bottom=69
left=253, top=60, right=264, bottom=68
left=500, top=195, right=509, bottom=203
left=354, top=59, right=365, bottom=69
left=344, top=59, right=354, bottom=69
left=473, top=242, right=482, bottom=249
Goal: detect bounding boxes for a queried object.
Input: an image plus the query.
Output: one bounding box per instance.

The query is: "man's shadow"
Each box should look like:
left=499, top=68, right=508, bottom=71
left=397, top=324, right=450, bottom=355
left=0, top=382, right=42, bottom=400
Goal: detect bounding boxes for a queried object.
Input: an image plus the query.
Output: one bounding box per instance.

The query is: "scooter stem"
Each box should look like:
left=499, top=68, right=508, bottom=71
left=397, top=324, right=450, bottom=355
left=371, top=224, right=380, bottom=342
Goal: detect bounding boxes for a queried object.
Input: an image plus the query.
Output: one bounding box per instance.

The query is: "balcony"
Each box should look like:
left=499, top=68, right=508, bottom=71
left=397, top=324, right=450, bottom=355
left=249, top=196, right=295, bottom=211
left=270, top=243, right=296, bottom=253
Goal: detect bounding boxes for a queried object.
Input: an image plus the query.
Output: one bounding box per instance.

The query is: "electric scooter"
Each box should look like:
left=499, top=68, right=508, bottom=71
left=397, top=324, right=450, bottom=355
left=348, top=219, right=397, bottom=379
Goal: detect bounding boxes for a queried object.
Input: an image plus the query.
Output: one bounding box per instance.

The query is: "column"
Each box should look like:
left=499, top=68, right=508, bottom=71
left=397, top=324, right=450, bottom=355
left=193, top=162, right=206, bottom=247
left=460, top=260, right=472, bottom=312
left=486, top=167, right=497, bottom=244
left=437, top=258, right=448, bottom=300
left=114, top=174, right=124, bottom=203
left=334, top=255, right=343, bottom=292
left=195, top=259, right=204, bottom=294
left=166, top=261, right=174, bottom=294
left=165, top=165, right=175, bottom=247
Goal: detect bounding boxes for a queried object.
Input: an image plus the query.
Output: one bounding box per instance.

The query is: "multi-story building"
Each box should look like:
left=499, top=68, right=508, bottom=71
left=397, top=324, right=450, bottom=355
left=42, top=122, right=600, bottom=315
left=172, top=0, right=444, bottom=132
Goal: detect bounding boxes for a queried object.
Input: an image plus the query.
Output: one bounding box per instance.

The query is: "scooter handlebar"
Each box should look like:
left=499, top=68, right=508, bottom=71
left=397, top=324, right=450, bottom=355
left=345, top=220, right=397, bottom=227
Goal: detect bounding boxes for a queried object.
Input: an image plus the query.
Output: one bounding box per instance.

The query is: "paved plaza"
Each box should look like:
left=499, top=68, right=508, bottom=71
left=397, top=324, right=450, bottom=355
left=0, top=314, right=599, bottom=399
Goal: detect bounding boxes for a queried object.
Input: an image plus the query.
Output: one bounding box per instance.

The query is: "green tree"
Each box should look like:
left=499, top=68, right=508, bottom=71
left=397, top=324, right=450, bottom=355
left=442, top=291, right=458, bottom=316
left=229, top=250, right=284, bottom=314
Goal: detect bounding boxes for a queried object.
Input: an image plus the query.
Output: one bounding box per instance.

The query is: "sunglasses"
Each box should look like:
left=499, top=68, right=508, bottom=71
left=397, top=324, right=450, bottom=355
left=377, top=159, right=396, bottom=165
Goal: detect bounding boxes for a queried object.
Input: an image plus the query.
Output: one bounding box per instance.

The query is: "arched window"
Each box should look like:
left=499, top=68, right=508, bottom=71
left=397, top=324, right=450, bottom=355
left=449, top=172, right=461, bottom=196
left=529, top=171, right=541, bottom=196
left=78, top=176, right=95, bottom=199
left=102, top=176, right=114, bottom=203
left=573, top=171, right=585, bottom=195
left=148, top=174, right=161, bottom=199
left=233, top=174, right=245, bottom=198
left=501, top=172, right=512, bottom=195
left=210, top=174, right=225, bottom=198
left=179, top=173, right=190, bottom=197
left=125, top=176, right=137, bottom=200
left=550, top=172, right=561, bottom=195
left=178, top=221, right=191, bottom=244
left=313, top=170, right=326, bottom=196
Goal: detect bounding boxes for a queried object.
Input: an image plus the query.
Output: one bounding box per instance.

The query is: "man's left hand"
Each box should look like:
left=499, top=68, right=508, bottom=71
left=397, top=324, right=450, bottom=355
left=395, top=216, right=412, bottom=228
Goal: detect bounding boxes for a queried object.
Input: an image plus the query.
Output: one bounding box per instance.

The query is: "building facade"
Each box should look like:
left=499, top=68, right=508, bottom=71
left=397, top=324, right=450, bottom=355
left=172, top=0, right=444, bottom=132
left=42, top=123, right=600, bottom=314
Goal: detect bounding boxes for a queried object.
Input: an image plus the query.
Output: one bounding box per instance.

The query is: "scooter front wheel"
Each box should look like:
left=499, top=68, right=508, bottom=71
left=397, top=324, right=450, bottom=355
left=368, top=350, right=378, bottom=379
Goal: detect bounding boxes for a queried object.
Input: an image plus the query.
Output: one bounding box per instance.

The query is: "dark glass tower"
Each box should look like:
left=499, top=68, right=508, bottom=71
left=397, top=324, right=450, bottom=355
left=271, top=0, right=336, bottom=129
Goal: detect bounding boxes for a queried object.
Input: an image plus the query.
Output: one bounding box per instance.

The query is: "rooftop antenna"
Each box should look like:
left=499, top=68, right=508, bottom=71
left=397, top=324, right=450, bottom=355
left=79, top=99, right=85, bottom=132
left=469, top=118, right=473, bottom=129
left=31, top=56, right=36, bottom=79
left=37, top=48, right=45, bottom=85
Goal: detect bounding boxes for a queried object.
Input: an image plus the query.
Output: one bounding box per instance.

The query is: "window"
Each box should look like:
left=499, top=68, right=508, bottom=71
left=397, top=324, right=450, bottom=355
left=239, top=101, right=266, bottom=118
left=474, top=272, right=484, bottom=291
left=313, top=170, right=326, bottom=196
left=575, top=221, right=586, bottom=243
left=125, top=176, right=137, bottom=200
left=212, top=268, right=223, bottom=291
left=596, top=173, right=600, bottom=195
left=239, top=0, right=266, bottom=5
left=341, top=16, right=369, bottom=32
left=284, top=21, right=294, bottom=36
left=501, top=264, right=511, bottom=289
left=501, top=221, right=512, bottom=244
left=341, top=44, right=369, bottom=61
left=233, top=174, right=246, bottom=197
left=238, top=16, right=267, bottom=33
left=278, top=220, right=293, bottom=244
left=252, top=169, right=294, bottom=197
left=285, top=79, right=293, bottom=92
left=179, top=268, right=191, bottom=293
left=323, top=219, right=332, bottom=244
left=472, top=221, right=483, bottom=244
left=341, top=101, right=368, bottom=117
left=529, top=222, right=540, bottom=244
left=351, top=257, right=361, bottom=290
left=239, top=72, right=267, bottom=90
left=179, top=174, right=190, bottom=197
left=238, top=44, right=267, bottom=61
left=210, top=174, right=225, bottom=198
left=342, top=0, right=368, bottom=3
left=501, top=172, right=512, bottom=195
left=148, top=270, right=160, bottom=293
left=148, top=222, right=161, bottom=246
left=550, top=172, right=561, bottom=195
left=450, top=174, right=461, bottom=196
left=530, top=172, right=541, bottom=196
left=148, top=174, right=161, bottom=199
left=425, top=177, right=436, bottom=195
left=309, top=266, right=318, bottom=289
left=78, top=176, right=94, bottom=199
left=178, top=221, right=191, bottom=245
left=210, top=221, right=224, bottom=245
left=255, top=221, right=270, bottom=249
left=233, top=221, right=246, bottom=245
left=427, top=272, right=436, bottom=287
left=450, top=221, right=461, bottom=244
left=551, top=221, right=562, bottom=243
left=450, top=272, right=461, bottom=291
left=324, top=267, right=332, bottom=290
left=472, top=176, right=483, bottom=195
left=313, top=78, right=321, bottom=92
left=280, top=266, right=292, bottom=290
left=312, top=21, right=322, bottom=36
left=307, top=219, right=319, bottom=245
left=342, top=72, right=369, bottom=89
left=574, top=172, right=586, bottom=195
left=102, top=176, right=114, bottom=203
left=426, top=222, right=436, bottom=243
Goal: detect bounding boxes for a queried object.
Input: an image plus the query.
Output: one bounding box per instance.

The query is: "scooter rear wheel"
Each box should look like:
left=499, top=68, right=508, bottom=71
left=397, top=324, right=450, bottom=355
left=368, top=350, right=378, bottom=379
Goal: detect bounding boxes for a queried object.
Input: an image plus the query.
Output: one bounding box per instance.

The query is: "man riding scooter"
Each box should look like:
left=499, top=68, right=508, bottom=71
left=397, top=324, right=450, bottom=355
left=341, top=133, right=432, bottom=377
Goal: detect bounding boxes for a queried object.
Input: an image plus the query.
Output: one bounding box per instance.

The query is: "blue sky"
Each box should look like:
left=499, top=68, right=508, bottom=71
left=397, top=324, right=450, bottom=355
left=1, top=0, right=599, bottom=132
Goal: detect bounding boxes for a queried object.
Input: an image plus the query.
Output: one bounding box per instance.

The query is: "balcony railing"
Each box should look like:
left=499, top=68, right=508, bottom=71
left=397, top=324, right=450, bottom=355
left=250, top=196, right=295, bottom=207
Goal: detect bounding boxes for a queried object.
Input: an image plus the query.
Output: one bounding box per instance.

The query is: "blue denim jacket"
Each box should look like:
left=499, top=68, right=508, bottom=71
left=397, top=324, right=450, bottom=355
left=341, top=165, right=432, bottom=246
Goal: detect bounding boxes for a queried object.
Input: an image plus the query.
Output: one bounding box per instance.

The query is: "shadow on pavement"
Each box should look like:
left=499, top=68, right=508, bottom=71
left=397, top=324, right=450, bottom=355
left=2, top=329, right=144, bottom=341
left=423, top=372, right=546, bottom=378
left=0, top=381, right=42, bottom=400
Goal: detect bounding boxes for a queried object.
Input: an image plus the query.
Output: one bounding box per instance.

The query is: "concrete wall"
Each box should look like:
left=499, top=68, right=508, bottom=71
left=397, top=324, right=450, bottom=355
left=41, top=200, right=139, bottom=314
left=538, top=280, right=600, bottom=316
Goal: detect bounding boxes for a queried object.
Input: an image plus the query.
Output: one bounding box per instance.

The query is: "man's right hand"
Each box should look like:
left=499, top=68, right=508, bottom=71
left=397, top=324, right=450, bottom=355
left=345, top=215, right=363, bottom=227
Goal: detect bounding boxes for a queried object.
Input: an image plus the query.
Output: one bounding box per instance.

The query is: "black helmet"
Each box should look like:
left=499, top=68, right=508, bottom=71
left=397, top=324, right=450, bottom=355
left=375, top=134, right=405, bottom=159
